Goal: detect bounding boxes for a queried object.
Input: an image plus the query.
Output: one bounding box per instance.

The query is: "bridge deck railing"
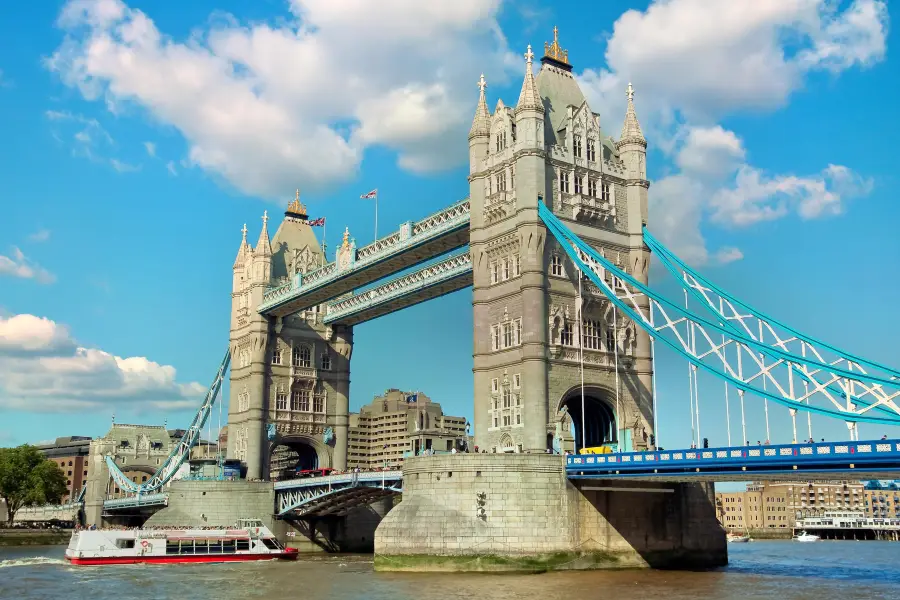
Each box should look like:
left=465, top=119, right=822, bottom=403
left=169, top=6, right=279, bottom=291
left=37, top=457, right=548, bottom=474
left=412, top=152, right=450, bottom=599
left=567, top=439, right=900, bottom=475
left=274, top=470, right=403, bottom=491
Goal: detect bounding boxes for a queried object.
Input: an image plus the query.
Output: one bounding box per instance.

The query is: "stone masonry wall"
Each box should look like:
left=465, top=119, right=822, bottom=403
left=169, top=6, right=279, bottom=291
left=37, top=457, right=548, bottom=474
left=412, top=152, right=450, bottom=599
left=145, top=481, right=276, bottom=530
left=376, top=454, right=573, bottom=556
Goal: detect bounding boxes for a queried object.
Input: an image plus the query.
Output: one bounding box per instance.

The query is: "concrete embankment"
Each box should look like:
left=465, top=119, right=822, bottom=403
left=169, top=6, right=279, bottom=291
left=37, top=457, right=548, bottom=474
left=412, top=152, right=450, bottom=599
left=0, top=528, right=71, bottom=546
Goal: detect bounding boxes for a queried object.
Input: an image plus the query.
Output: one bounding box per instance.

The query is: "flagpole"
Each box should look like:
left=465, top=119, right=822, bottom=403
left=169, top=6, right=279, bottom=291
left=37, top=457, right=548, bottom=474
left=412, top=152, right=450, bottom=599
left=374, top=191, right=379, bottom=241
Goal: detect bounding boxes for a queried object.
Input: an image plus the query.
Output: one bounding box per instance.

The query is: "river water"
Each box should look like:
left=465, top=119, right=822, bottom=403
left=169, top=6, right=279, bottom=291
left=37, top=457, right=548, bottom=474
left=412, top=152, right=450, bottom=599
left=2, top=542, right=899, bottom=600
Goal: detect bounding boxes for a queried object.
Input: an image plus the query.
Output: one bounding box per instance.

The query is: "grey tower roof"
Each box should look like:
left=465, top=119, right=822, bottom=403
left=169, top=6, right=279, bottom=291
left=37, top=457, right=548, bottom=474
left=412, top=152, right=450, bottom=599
left=270, top=191, right=323, bottom=282
left=535, top=28, right=584, bottom=145
left=620, top=82, right=646, bottom=145
left=469, top=73, right=491, bottom=138
left=233, top=223, right=250, bottom=268
left=516, top=45, right=544, bottom=113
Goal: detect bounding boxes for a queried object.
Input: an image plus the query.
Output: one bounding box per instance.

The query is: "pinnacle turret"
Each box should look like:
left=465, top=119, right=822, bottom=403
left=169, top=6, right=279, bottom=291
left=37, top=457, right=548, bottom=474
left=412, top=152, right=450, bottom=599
left=255, top=210, right=272, bottom=256
left=515, top=45, right=543, bottom=113
left=468, top=73, right=491, bottom=139
left=233, top=223, right=250, bottom=268
left=619, top=82, right=646, bottom=146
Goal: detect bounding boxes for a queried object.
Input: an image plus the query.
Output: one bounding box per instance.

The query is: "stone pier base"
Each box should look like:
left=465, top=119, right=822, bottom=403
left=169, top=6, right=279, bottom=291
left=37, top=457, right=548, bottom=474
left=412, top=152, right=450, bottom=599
left=374, top=454, right=726, bottom=572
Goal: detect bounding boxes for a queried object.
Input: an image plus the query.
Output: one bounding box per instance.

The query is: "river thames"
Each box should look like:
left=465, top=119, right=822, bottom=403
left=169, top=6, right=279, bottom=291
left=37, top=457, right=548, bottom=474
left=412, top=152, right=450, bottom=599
left=2, top=541, right=899, bottom=600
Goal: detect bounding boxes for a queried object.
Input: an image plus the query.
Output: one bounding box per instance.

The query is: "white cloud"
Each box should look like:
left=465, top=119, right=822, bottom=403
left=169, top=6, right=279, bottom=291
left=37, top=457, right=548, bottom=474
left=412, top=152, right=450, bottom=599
left=166, top=160, right=177, bottom=176
left=0, top=247, right=56, bottom=284
left=652, top=126, right=872, bottom=264
left=710, top=163, right=873, bottom=227
left=46, top=0, right=514, bottom=198
left=576, top=0, right=885, bottom=265
left=110, top=158, right=140, bottom=172
left=143, top=141, right=155, bottom=156
left=581, top=0, right=888, bottom=122
left=0, top=313, right=205, bottom=412
left=28, top=229, right=51, bottom=243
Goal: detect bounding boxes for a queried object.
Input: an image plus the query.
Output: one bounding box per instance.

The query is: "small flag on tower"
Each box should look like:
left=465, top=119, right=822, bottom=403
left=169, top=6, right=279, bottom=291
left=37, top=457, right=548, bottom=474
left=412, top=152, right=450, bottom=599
left=360, top=189, right=377, bottom=199
left=308, top=217, right=325, bottom=227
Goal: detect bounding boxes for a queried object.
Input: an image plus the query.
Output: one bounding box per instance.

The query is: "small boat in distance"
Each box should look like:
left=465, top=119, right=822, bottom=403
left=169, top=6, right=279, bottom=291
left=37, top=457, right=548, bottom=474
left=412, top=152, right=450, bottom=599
left=727, top=532, right=751, bottom=543
left=64, top=518, right=298, bottom=566
left=792, top=530, right=821, bottom=542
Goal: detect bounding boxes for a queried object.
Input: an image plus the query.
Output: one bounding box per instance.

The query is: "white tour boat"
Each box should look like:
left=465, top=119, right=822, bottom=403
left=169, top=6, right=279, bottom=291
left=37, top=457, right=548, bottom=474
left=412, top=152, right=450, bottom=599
left=64, top=519, right=298, bottom=566
left=792, top=530, right=821, bottom=542
left=727, top=532, right=751, bottom=543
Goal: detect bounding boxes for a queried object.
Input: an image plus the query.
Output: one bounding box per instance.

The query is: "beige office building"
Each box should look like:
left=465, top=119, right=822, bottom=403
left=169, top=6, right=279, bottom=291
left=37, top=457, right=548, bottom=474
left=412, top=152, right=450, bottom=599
left=348, top=389, right=468, bottom=469
left=716, top=480, right=866, bottom=530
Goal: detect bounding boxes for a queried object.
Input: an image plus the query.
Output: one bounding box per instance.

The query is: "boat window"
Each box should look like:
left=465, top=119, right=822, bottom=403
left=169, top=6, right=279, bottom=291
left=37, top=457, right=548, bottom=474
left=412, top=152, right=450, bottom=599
left=180, top=541, right=195, bottom=554
left=261, top=538, right=281, bottom=550
left=116, top=539, right=135, bottom=549
left=236, top=539, right=250, bottom=551
left=166, top=542, right=180, bottom=555
left=222, top=540, right=236, bottom=553
left=195, top=540, right=209, bottom=554
left=208, top=541, right=223, bottom=553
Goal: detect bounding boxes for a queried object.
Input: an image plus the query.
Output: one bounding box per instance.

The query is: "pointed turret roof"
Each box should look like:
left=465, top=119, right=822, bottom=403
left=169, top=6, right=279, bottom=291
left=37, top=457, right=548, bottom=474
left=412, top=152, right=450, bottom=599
left=269, top=192, right=324, bottom=282
left=255, top=210, right=272, bottom=257
left=516, top=45, right=544, bottom=113
left=619, top=82, right=646, bottom=145
left=468, top=74, right=490, bottom=139
left=233, top=223, right=250, bottom=268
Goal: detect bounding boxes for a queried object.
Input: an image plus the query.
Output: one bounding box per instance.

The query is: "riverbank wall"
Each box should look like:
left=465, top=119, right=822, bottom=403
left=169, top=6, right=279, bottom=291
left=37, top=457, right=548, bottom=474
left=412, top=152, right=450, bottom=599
left=0, top=529, right=71, bottom=546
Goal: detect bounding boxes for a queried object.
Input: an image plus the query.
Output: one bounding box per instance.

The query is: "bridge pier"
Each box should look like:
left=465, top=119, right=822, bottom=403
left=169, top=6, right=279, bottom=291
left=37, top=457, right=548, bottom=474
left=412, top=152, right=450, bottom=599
left=374, top=454, right=726, bottom=572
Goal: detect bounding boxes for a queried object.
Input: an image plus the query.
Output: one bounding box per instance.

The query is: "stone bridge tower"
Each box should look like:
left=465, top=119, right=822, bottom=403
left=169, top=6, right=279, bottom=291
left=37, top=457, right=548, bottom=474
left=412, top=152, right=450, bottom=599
left=469, top=28, right=654, bottom=454
left=226, top=194, right=352, bottom=480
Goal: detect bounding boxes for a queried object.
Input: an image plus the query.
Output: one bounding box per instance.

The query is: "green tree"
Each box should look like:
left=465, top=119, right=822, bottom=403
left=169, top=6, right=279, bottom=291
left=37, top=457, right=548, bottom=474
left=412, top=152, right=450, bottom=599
left=0, top=445, right=69, bottom=526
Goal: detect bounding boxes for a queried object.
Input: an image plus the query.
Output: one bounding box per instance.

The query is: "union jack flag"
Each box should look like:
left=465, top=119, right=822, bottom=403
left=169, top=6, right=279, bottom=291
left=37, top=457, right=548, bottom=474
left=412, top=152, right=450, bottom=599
left=360, top=189, right=377, bottom=199
left=308, top=217, right=325, bottom=227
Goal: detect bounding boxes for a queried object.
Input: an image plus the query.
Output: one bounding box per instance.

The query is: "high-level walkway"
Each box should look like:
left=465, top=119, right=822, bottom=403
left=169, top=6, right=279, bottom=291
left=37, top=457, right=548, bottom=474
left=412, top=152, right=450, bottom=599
left=259, top=200, right=470, bottom=317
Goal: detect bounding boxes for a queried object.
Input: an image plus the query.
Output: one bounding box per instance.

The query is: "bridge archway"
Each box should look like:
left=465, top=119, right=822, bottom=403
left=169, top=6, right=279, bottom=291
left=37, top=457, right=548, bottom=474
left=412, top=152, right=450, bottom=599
left=558, top=385, right=618, bottom=450
left=268, top=435, right=331, bottom=481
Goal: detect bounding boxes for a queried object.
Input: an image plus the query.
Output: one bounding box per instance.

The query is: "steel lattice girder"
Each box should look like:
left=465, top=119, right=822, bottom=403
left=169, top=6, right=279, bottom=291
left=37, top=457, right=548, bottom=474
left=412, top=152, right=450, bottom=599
left=106, top=349, right=231, bottom=496
left=538, top=203, right=900, bottom=425
left=277, top=478, right=402, bottom=516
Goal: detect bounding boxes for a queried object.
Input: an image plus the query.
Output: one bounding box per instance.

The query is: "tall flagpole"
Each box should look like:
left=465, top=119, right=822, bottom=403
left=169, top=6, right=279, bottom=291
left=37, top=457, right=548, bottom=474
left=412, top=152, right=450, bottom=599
left=375, top=190, right=379, bottom=241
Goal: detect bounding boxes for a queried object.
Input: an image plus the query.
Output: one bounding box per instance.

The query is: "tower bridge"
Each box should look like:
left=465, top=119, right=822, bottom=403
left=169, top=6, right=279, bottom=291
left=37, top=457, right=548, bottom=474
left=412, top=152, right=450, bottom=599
left=64, top=26, right=900, bottom=570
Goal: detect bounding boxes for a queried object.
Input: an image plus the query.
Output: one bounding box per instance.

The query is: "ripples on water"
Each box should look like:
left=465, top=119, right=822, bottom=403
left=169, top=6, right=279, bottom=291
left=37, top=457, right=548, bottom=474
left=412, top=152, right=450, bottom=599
left=2, top=542, right=899, bottom=600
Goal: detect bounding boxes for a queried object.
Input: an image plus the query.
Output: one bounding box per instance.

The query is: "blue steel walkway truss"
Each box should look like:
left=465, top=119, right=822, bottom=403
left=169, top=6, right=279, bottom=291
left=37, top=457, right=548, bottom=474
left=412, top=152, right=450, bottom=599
left=275, top=471, right=403, bottom=518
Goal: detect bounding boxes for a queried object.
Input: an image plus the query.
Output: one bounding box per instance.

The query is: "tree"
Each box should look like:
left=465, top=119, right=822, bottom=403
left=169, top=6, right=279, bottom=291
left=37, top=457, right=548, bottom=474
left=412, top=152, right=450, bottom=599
left=0, top=445, right=69, bottom=526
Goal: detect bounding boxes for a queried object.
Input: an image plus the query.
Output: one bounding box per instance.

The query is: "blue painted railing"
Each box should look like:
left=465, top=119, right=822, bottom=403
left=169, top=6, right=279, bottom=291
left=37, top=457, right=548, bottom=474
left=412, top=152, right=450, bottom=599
left=566, top=439, right=900, bottom=478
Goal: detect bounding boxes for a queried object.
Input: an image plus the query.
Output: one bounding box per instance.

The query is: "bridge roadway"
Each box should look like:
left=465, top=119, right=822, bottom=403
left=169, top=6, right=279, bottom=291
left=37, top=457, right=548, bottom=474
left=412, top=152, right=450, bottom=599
left=259, top=199, right=470, bottom=318
left=567, top=438, right=900, bottom=482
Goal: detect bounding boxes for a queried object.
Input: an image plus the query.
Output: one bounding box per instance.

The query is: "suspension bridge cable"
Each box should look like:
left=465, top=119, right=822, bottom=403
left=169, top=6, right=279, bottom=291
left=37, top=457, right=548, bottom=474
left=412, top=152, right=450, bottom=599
left=723, top=332, right=732, bottom=446
left=643, top=228, right=900, bottom=380
left=684, top=289, right=696, bottom=446
left=541, top=206, right=900, bottom=425
left=613, top=302, right=622, bottom=450
left=650, top=303, right=660, bottom=448
left=538, top=206, right=900, bottom=424
left=578, top=272, right=586, bottom=452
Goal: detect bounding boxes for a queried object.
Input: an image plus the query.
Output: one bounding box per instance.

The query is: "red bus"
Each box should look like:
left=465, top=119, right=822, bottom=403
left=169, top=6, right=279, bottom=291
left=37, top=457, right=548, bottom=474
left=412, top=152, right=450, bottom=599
left=294, top=468, right=334, bottom=479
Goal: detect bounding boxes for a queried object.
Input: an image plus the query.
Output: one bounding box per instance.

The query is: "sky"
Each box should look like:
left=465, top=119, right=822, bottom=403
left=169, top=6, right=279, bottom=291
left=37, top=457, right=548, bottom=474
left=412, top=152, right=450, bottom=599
left=1, top=0, right=899, bottom=460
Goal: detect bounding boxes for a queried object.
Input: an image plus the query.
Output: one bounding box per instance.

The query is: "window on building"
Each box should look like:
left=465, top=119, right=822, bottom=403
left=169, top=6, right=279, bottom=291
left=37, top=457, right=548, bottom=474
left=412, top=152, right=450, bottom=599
left=513, top=255, right=521, bottom=277
left=313, top=395, right=324, bottom=413
left=276, top=391, right=288, bottom=411
left=502, top=388, right=512, bottom=409
left=513, top=373, right=521, bottom=389
left=510, top=165, right=515, bottom=189
left=503, top=258, right=510, bottom=280
left=291, top=390, right=311, bottom=412
left=68, top=461, right=73, bottom=466
left=606, top=328, right=616, bottom=352
left=550, top=254, right=564, bottom=277
left=560, top=171, right=570, bottom=193
left=573, top=134, right=582, bottom=158
left=511, top=123, right=516, bottom=142
left=491, top=378, right=499, bottom=393
left=575, top=175, right=583, bottom=195
left=491, top=325, right=500, bottom=351
left=492, top=317, right=522, bottom=351
left=292, top=345, right=311, bottom=368
left=587, top=138, right=596, bottom=162
left=588, top=178, right=597, bottom=197
left=583, top=319, right=602, bottom=350
left=272, top=348, right=282, bottom=365
left=601, top=182, right=611, bottom=202
left=561, top=323, right=574, bottom=346
left=491, top=261, right=499, bottom=284
left=320, top=352, right=331, bottom=371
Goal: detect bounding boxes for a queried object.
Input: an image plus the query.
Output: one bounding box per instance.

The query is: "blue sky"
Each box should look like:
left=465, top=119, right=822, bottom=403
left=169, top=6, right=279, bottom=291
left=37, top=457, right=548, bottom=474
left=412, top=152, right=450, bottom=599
left=1, top=0, right=899, bottom=459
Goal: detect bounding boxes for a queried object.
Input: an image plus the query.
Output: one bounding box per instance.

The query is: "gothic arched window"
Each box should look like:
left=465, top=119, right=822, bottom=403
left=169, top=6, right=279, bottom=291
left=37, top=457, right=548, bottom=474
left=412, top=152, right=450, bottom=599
left=292, top=345, right=311, bottom=368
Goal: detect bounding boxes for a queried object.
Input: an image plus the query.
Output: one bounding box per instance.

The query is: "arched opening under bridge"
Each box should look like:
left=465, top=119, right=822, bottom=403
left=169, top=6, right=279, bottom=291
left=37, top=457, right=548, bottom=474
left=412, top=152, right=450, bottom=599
left=269, top=439, right=319, bottom=481
left=559, top=387, right=618, bottom=450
